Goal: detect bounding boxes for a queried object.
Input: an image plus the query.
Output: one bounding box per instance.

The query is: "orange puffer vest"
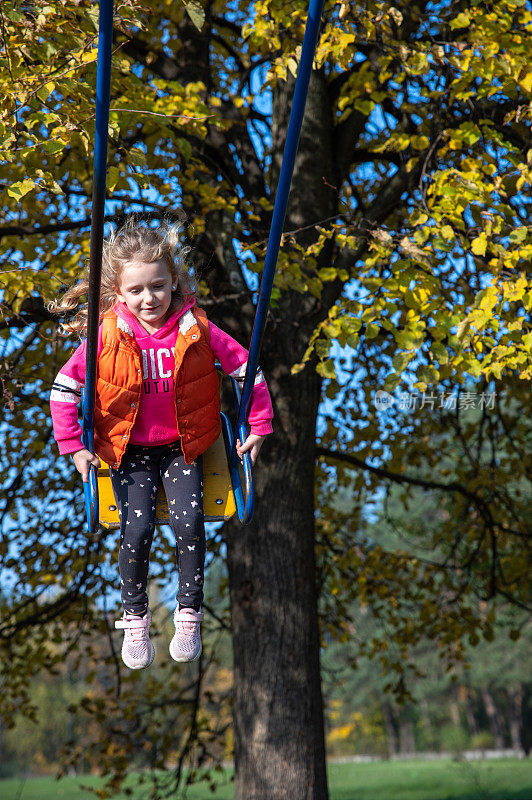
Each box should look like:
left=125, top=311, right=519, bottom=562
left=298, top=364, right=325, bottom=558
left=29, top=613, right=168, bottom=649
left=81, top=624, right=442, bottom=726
left=94, top=307, right=221, bottom=468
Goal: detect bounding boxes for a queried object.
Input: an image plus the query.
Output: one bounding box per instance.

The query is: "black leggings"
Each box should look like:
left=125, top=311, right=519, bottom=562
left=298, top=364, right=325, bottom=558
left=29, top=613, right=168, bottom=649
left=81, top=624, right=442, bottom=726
left=110, top=441, right=205, bottom=615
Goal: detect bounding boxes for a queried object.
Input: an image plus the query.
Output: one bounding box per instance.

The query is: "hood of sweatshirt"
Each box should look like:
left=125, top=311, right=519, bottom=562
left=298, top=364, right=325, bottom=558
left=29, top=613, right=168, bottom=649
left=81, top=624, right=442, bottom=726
left=112, top=296, right=196, bottom=341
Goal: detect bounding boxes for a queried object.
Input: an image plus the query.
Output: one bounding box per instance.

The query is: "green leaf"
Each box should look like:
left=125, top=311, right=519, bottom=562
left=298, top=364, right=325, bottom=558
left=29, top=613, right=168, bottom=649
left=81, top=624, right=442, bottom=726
left=317, top=360, right=336, bottom=379
left=384, top=372, right=401, bottom=391
left=469, top=359, right=482, bottom=378
left=392, top=352, right=413, bottom=372
left=42, top=141, right=65, bottom=155
left=36, top=81, right=56, bottom=104
left=416, top=364, right=438, bottom=385
left=353, top=99, right=374, bottom=115
left=365, top=323, right=380, bottom=339
left=441, top=225, right=454, bottom=240
left=395, top=329, right=422, bottom=350
left=450, top=11, right=471, bottom=29
left=183, top=1, right=205, bottom=30
left=522, top=332, right=532, bottom=352
left=316, top=339, right=330, bottom=359
left=509, top=227, right=527, bottom=244
left=87, top=5, right=99, bottom=31
left=7, top=179, right=35, bottom=200
left=318, top=267, right=338, bottom=281
left=177, top=138, right=192, bottom=160
left=127, top=148, right=146, bottom=168
left=431, top=342, right=449, bottom=364
left=107, top=166, right=120, bottom=192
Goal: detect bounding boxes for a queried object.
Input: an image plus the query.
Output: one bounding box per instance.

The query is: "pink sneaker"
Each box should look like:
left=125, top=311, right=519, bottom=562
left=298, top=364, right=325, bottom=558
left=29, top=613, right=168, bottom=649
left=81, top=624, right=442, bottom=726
left=169, top=607, right=204, bottom=663
left=115, top=610, right=155, bottom=670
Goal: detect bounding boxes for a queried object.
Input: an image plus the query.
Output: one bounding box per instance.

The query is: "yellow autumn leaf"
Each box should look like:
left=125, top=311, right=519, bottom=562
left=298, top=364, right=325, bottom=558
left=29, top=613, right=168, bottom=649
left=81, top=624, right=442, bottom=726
left=327, top=723, right=355, bottom=743
left=471, top=233, right=487, bottom=256
left=518, top=69, right=532, bottom=94
left=7, top=178, right=35, bottom=200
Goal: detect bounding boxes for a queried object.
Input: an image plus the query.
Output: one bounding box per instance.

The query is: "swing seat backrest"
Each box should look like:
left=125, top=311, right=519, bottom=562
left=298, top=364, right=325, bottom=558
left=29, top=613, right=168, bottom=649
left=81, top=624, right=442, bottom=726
left=97, top=428, right=236, bottom=528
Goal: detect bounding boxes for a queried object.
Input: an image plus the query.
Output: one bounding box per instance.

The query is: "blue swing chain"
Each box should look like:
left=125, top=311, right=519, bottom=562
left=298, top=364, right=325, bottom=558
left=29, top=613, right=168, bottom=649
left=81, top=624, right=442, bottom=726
left=233, top=0, right=325, bottom=523
left=82, top=0, right=324, bottom=532
left=82, top=0, right=114, bottom=534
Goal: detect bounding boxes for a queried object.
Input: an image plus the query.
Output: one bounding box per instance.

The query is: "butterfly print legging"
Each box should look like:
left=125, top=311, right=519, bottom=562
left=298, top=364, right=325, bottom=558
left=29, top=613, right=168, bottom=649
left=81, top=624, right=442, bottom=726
left=110, top=440, right=205, bottom=615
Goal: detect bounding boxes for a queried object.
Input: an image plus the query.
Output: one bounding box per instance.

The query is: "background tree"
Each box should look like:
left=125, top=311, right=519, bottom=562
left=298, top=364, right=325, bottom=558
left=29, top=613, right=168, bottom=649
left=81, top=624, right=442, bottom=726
left=321, top=479, right=532, bottom=760
left=1, top=2, right=531, bottom=799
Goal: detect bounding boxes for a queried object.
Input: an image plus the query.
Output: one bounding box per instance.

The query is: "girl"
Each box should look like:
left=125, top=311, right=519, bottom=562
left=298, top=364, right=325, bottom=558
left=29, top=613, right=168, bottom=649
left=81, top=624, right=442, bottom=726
left=49, top=218, right=273, bottom=670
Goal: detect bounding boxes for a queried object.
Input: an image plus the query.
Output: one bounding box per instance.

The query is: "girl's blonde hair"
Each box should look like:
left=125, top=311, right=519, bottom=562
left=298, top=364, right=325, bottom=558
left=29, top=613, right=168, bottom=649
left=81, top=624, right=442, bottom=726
left=50, top=216, right=195, bottom=338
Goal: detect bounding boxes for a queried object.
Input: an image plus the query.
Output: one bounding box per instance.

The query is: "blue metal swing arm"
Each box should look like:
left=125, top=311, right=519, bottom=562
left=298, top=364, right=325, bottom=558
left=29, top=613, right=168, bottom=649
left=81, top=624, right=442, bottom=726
left=235, top=0, right=325, bottom=436
left=82, top=0, right=114, bottom=534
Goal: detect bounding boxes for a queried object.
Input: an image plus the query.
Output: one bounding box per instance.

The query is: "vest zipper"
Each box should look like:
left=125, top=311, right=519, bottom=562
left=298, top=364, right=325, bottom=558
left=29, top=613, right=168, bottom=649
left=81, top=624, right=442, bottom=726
left=115, top=338, right=142, bottom=468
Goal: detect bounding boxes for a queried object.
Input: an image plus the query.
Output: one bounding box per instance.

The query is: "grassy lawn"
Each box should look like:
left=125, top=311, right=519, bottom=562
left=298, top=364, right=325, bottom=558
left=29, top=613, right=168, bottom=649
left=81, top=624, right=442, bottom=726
left=1, top=757, right=530, bottom=800
left=328, top=758, right=532, bottom=800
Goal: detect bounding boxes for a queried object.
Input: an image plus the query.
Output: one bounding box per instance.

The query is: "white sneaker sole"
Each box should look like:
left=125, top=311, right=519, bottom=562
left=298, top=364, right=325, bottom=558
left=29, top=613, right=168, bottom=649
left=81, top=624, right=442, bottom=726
left=169, top=638, right=202, bottom=663
left=121, top=641, right=155, bottom=670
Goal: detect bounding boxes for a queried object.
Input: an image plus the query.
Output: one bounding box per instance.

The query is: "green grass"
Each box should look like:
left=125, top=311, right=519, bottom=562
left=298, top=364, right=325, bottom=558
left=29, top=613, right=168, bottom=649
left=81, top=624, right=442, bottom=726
left=1, top=757, right=531, bottom=800
left=328, top=758, right=532, bottom=800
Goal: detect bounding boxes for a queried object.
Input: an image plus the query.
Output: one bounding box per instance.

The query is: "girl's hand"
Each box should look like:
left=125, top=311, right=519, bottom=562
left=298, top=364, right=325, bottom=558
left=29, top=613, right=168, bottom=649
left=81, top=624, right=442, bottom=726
left=236, top=434, right=266, bottom=466
left=72, top=448, right=101, bottom=482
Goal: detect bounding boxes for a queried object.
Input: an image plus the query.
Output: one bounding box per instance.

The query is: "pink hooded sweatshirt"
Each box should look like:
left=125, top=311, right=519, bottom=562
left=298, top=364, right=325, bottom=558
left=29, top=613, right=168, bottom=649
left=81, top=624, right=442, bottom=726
left=50, top=299, right=273, bottom=457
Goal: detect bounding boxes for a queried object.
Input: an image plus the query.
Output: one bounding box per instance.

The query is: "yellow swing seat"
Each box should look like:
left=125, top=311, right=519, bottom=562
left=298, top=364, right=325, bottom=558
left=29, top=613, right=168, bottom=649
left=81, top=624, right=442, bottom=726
left=97, top=429, right=236, bottom=529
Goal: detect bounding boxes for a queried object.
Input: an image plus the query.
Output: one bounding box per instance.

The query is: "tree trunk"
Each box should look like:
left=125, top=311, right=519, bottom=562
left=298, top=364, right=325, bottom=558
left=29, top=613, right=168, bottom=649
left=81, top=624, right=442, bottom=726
left=225, top=64, right=336, bottom=800
left=419, top=699, right=435, bottom=749
left=506, top=685, right=523, bottom=753
left=464, top=693, right=480, bottom=739
left=382, top=702, right=399, bottom=757
left=226, top=363, right=328, bottom=800
left=398, top=709, right=416, bottom=756
left=521, top=683, right=532, bottom=755
left=481, top=688, right=505, bottom=750
left=449, top=699, right=460, bottom=727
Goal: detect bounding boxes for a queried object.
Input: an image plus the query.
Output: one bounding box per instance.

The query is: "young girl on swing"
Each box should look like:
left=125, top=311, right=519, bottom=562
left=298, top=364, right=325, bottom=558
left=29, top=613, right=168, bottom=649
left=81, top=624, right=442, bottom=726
left=49, top=218, right=273, bottom=670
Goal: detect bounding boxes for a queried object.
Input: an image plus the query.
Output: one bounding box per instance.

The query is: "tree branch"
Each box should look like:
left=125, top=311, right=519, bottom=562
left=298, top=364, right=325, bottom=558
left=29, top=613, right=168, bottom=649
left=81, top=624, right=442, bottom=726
left=316, top=444, right=510, bottom=533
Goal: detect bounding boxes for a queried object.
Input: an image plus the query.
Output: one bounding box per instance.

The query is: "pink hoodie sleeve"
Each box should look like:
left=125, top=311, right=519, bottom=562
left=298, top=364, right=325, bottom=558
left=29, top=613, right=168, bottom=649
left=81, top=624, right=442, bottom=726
left=49, top=327, right=103, bottom=456
left=208, top=321, right=273, bottom=436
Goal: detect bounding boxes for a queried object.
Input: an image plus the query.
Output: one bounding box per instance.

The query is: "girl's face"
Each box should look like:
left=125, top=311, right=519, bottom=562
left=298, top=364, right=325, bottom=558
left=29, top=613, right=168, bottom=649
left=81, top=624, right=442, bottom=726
left=116, top=259, right=175, bottom=333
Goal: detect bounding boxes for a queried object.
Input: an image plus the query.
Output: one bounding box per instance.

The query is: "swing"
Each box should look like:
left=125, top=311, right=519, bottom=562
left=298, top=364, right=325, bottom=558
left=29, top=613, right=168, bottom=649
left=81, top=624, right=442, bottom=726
left=92, top=374, right=252, bottom=527
left=98, top=428, right=236, bottom=527
left=97, top=401, right=244, bottom=527
left=81, top=0, right=324, bottom=533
